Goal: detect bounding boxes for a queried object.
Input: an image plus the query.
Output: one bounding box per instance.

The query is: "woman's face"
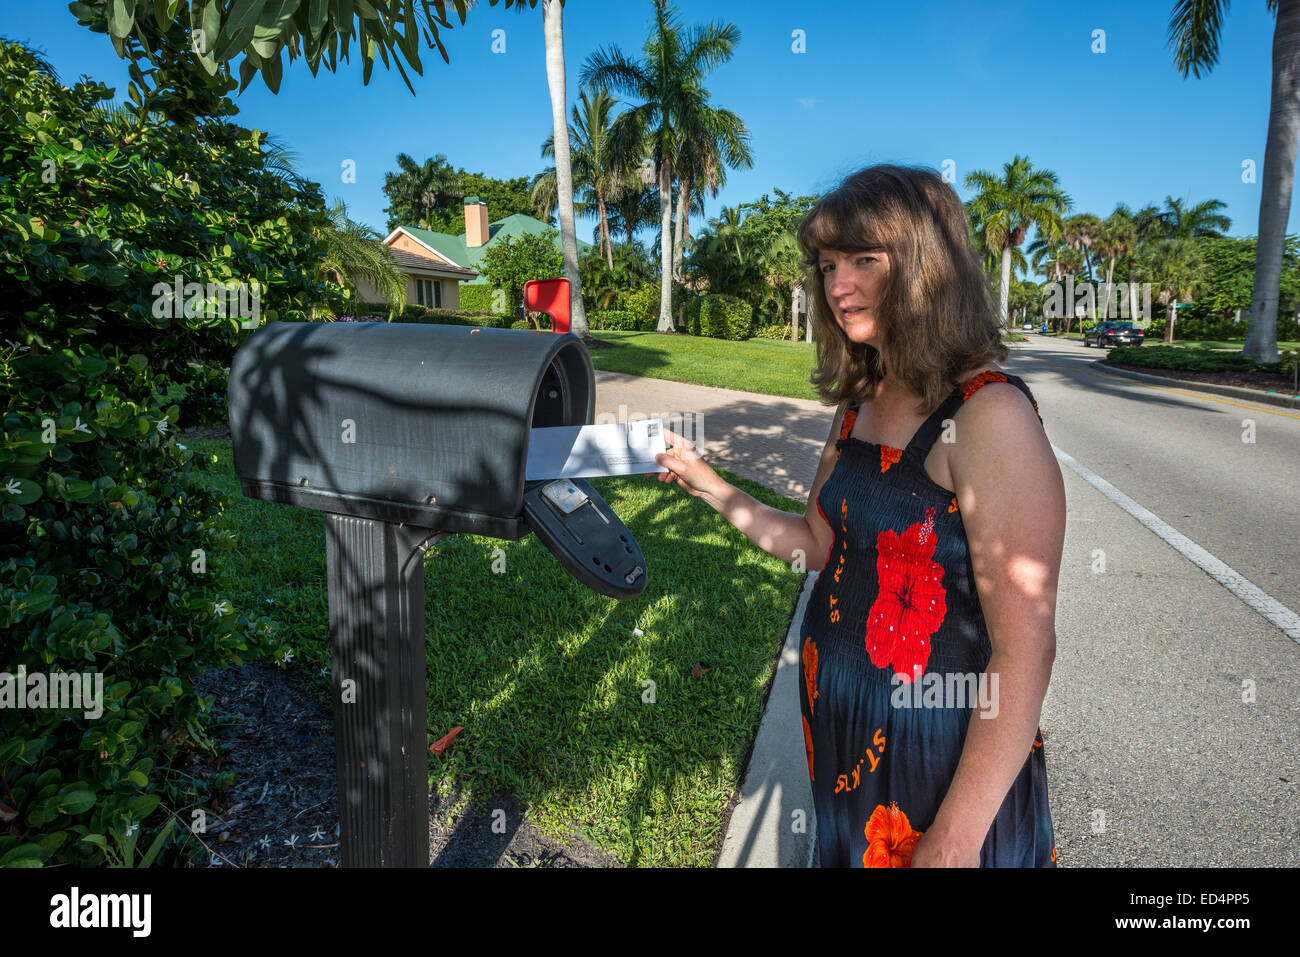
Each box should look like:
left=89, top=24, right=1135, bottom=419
left=818, top=248, right=891, bottom=350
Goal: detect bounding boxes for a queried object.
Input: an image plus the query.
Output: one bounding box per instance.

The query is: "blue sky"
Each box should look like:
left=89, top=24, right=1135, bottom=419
left=2, top=0, right=1287, bottom=247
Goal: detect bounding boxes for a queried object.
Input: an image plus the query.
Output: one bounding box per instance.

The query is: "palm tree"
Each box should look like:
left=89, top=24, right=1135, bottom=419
left=606, top=172, right=661, bottom=247
left=1158, top=194, right=1232, bottom=239
left=965, top=156, right=1071, bottom=330
left=536, top=89, right=623, bottom=268
left=491, top=0, right=592, bottom=337
left=1138, top=237, right=1205, bottom=342
left=383, top=152, right=464, bottom=230
left=1063, top=213, right=1103, bottom=320
left=582, top=0, right=744, bottom=333
left=669, top=84, right=754, bottom=283
left=1169, top=0, right=1297, bottom=363
left=319, top=200, right=408, bottom=317
left=1095, top=207, right=1138, bottom=320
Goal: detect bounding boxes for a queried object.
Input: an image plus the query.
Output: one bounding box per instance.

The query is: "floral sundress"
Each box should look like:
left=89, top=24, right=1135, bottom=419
left=799, top=370, right=1057, bottom=867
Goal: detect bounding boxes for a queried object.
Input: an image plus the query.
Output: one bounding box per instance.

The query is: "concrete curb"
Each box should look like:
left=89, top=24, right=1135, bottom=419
left=717, top=569, right=819, bottom=868
left=1091, top=358, right=1300, bottom=410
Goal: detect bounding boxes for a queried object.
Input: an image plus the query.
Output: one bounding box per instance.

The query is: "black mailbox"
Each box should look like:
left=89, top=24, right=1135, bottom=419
left=226, top=320, right=647, bottom=867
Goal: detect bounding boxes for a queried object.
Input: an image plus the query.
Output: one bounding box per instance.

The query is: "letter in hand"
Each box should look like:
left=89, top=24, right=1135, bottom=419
left=652, top=428, right=717, bottom=499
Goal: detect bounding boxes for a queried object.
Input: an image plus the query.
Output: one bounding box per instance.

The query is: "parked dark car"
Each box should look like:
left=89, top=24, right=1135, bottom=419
left=1084, top=321, right=1145, bottom=347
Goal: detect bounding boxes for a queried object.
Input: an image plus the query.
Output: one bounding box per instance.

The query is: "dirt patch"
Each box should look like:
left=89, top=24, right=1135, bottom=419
left=186, top=659, right=624, bottom=868
left=1105, top=361, right=1299, bottom=395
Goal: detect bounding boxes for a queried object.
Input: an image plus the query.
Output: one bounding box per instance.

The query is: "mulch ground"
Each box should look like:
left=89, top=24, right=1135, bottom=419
left=1104, top=361, right=1299, bottom=395
left=186, top=659, right=624, bottom=868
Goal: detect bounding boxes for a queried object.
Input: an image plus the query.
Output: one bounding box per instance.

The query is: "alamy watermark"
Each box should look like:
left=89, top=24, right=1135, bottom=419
left=594, top=404, right=706, bottom=455
left=1042, top=277, right=1152, bottom=321
left=151, top=274, right=261, bottom=329
left=890, top=665, right=999, bottom=718
left=0, top=665, right=103, bottom=719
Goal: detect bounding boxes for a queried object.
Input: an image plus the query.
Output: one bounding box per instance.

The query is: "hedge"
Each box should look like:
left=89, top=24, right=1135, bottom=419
left=457, top=284, right=506, bottom=315
left=1107, top=344, right=1296, bottom=377
left=694, top=294, right=753, bottom=341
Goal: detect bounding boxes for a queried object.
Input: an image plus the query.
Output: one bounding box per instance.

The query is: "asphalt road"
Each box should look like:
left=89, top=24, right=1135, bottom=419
left=1005, top=335, right=1298, bottom=867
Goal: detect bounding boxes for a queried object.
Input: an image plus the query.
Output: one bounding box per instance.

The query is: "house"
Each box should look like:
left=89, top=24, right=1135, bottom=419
left=356, top=196, right=591, bottom=310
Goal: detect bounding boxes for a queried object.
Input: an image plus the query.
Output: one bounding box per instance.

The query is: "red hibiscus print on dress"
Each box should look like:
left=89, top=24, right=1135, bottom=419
left=864, top=506, right=947, bottom=681
left=862, top=802, right=924, bottom=868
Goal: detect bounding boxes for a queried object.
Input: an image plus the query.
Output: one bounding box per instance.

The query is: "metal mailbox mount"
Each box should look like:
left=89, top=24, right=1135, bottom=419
left=226, top=319, right=647, bottom=866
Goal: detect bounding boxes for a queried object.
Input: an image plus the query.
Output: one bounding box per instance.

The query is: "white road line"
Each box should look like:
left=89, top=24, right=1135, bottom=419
left=1053, top=445, right=1300, bottom=643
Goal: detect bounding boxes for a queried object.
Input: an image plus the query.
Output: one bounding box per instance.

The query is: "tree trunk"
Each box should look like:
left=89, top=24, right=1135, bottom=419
left=597, top=190, right=612, bottom=268
left=673, top=171, right=690, bottom=282
left=1129, top=258, right=1139, bottom=323
left=1165, top=300, right=1178, bottom=344
left=1103, top=257, right=1116, bottom=320
left=999, top=245, right=1012, bottom=330
left=791, top=281, right=801, bottom=340
left=543, top=0, right=588, bottom=337
left=1245, top=0, right=1300, bottom=364
left=657, top=154, right=675, bottom=332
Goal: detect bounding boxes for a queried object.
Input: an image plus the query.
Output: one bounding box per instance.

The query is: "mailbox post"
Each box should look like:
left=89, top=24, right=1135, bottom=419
left=227, top=320, right=645, bottom=866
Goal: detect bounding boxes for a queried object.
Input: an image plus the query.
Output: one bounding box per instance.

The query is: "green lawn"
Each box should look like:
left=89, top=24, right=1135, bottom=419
left=585, top=328, right=1027, bottom=399
left=191, top=437, right=806, bottom=867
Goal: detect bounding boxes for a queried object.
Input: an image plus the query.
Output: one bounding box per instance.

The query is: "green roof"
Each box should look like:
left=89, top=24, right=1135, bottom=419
left=401, top=215, right=592, bottom=285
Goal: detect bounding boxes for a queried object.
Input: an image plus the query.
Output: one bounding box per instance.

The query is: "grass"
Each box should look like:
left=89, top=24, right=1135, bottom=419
left=585, top=328, right=1028, bottom=399
left=189, top=437, right=807, bottom=867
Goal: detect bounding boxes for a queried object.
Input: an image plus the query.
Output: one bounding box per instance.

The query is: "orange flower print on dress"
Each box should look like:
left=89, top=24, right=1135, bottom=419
left=962, top=369, right=1008, bottom=401
left=803, top=714, right=815, bottom=782
left=864, top=506, right=947, bottom=681
left=879, top=445, right=902, bottom=473
left=802, top=637, right=819, bottom=716
left=862, top=802, right=923, bottom=868
left=947, top=496, right=958, bottom=514
left=839, top=407, right=858, bottom=443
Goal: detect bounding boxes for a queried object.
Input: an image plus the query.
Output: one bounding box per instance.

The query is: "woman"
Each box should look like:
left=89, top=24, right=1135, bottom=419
left=650, top=165, right=1065, bottom=867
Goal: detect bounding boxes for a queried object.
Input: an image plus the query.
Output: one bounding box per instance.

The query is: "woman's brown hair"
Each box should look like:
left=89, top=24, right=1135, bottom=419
left=796, top=164, right=1008, bottom=416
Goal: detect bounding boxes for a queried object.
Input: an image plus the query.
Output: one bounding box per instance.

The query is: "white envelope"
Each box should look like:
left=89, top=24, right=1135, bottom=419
left=526, top=418, right=668, bottom=481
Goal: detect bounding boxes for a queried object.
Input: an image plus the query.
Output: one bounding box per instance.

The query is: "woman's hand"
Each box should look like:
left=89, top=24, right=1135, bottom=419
left=909, top=827, right=981, bottom=868
left=643, top=428, right=721, bottom=500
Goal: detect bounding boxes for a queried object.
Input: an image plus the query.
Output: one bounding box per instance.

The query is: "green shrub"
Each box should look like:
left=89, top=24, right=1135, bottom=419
left=1108, top=344, right=1274, bottom=373
left=750, top=323, right=797, bottom=341
left=457, top=284, right=504, bottom=315
left=0, top=39, right=320, bottom=866
left=622, top=283, right=661, bottom=331
left=1145, top=313, right=1300, bottom=342
left=395, top=305, right=507, bottom=327
left=589, top=309, right=637, bottom=331
left=697, top=294, right=753, bottom=341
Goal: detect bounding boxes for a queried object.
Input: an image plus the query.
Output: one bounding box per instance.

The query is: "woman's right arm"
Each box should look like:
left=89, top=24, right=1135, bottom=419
left=655, top=401, right=847, bottom=572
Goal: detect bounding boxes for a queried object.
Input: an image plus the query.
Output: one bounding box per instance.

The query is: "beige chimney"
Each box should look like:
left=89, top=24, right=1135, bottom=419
left=464, top=197, right=490, bottom=248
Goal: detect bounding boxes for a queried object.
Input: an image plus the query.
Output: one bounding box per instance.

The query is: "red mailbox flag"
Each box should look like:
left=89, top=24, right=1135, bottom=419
left=523, top=278, right=570, bottom=335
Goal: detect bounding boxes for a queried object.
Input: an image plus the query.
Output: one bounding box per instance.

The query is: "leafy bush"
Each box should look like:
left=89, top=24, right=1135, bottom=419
left=750, top=323, right=797, bottom=341
left=0, top=38, right=324, bottom=866
left=476, top=231, right=564, bottom=325
left=622, top=283, right=661, bottom=331
left=1107, top=344, right=1276, bottom=373
left=1145, top=312, right=1300, bottom=343
left=393, top=304, right=508, bottom=327
left=456, top=284, right=505, bottom=315
left=696, top=294, right=753, bottom=341
left=589, top=309, right=636, bottom=331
